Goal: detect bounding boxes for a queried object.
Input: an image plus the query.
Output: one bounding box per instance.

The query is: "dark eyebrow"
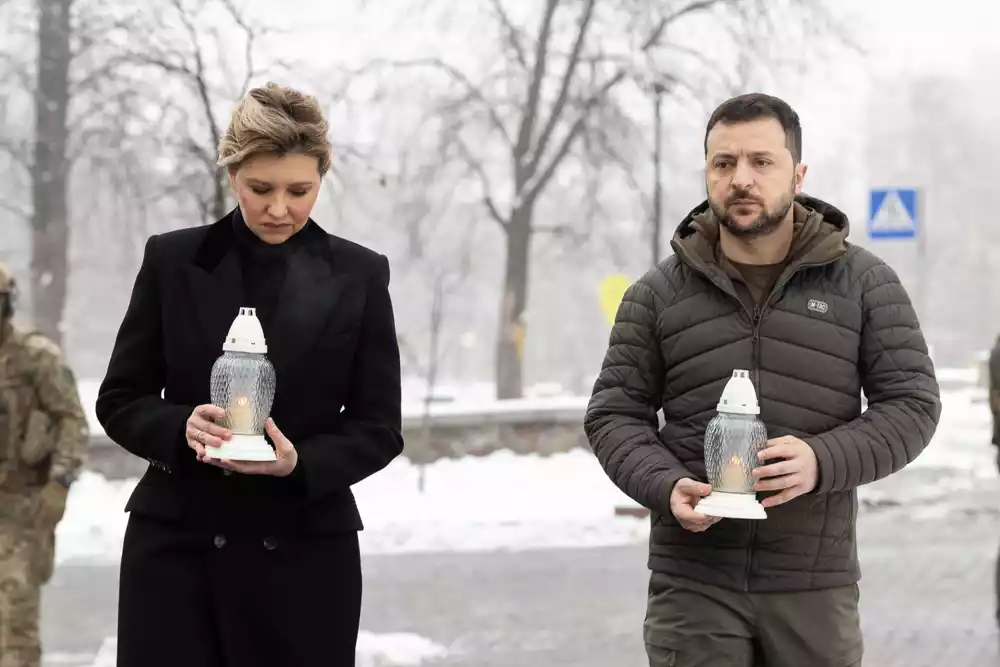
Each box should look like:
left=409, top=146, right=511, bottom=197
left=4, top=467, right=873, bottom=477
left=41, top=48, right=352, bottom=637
left=246, top=178, right=315, bottom=188
left=710, top=150, right=776, bottom=160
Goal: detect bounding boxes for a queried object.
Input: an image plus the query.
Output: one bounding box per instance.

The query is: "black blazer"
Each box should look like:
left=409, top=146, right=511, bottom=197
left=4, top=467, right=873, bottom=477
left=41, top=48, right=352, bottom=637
left=96, top=213, right=403, bottom=534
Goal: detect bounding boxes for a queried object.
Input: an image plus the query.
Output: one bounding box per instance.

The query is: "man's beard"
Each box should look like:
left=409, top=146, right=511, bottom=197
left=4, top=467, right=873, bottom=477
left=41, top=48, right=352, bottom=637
left=709, top=184, right=795, bottom=238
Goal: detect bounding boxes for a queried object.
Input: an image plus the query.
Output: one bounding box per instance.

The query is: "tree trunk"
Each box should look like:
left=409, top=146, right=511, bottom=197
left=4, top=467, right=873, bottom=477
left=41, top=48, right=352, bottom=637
left=417, top=274, right=446, bottom=492
left=212, top=168, right=229, bottom=221
left=30, top=0, right=72, bottom=346
left=495, top=204, right=532, bottom=399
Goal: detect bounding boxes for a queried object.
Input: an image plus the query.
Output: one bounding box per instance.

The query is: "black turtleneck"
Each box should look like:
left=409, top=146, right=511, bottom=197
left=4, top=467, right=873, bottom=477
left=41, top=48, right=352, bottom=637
left=231, top=209, right=301, bottom=333
left=231, top=209, right=313, bottom=488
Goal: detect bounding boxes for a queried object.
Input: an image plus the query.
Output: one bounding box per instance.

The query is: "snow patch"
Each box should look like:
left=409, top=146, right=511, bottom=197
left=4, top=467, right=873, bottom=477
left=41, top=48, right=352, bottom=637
left=66, top=633, right=448, bottom=667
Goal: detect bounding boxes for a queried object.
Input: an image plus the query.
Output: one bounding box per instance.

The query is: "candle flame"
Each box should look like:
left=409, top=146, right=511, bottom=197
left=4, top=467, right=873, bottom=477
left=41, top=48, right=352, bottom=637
left=721, top=454, right=746, bottom=492
left=229, top=395, right=255, bottom=432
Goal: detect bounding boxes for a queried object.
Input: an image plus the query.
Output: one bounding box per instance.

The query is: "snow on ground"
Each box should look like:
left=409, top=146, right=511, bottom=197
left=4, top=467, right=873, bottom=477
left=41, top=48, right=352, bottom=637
left=48, top=631, right=450, bottom=667
left=907, top=386, right=993, bottom=474
left=56, top=383, right=996, bottom=567
left=55, top=448, right=646, bottom=566
left=355, top=631, right=451, bottom=666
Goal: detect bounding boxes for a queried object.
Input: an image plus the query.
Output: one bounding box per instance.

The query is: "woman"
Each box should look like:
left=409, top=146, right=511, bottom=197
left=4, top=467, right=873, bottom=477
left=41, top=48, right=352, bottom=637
left=96, top=82, right=404, bottom=666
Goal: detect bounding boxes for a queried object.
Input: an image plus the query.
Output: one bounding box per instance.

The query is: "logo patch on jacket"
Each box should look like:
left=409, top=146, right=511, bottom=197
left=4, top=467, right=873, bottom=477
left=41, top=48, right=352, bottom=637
left=807, top=298, right=829, bottom=314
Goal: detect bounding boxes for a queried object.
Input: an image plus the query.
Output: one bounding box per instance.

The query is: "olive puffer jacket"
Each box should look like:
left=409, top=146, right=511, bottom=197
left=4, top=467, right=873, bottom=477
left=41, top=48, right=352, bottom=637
left=585, top=195, right=941, bottom=593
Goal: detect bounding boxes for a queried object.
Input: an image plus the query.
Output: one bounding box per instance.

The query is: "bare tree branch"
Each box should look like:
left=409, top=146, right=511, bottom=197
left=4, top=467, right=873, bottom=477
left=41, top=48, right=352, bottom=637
left=0, top=51, right=34, bottom=90
left=512, top=0, right=559, bottom=173
left=165, top=0, right=223, bottom=158
left=527, top=0, right=596, bottom=175
left=0, top=198, right=30, bottom=221
left=357, top=57, right=514, bottom=147
left=487, top=0, right=528, bottom=70
left=217, top=0, right=260, bottom=95
left=517, top=0, right=725, bottom=204
left=0, top=136, right=32, bottom=171
left=450, top=133, right=507, bottom=229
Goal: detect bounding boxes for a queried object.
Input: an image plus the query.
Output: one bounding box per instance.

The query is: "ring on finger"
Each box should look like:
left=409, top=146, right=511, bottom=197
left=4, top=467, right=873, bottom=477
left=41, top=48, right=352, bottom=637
left=196, top=429, right=204, bottom=443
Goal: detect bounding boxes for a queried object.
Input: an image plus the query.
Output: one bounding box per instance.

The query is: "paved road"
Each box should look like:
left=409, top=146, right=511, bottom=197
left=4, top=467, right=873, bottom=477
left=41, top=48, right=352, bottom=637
left=41, top=492, right=1000, bottom=666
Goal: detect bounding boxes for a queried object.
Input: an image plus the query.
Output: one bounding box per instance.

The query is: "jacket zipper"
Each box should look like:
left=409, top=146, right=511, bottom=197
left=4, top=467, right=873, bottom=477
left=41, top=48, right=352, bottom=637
left=735, top=261, right=828, bottom=592
left=745, top=305, right=762, bottom=591
left=694, top=258, right=835, bottom=592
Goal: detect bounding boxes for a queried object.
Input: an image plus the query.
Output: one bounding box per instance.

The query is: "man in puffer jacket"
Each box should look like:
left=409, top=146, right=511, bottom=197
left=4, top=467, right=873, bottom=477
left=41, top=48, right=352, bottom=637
left=585, top=93, right=941, bottom=667
left=990, top=335, right=1000, bottom=633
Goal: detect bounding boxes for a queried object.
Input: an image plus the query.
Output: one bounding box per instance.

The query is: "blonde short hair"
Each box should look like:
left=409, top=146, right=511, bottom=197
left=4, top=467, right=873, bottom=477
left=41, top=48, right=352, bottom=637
left=217, top=82, right=332, bottom=175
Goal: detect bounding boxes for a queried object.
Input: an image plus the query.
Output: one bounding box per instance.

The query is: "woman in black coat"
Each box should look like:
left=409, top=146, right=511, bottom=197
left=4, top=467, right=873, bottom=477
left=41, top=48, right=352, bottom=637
left=96, top=82, right=404, bottom=666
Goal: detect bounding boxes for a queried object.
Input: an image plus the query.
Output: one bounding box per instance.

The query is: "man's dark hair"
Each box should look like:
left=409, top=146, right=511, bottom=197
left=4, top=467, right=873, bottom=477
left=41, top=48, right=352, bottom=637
left=704, top=93, right=802, bottom=163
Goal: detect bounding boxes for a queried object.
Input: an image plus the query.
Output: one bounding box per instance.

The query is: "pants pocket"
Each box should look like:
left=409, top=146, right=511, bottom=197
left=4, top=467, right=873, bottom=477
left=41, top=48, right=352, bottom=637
left=645, top=643, right=677, bottom=667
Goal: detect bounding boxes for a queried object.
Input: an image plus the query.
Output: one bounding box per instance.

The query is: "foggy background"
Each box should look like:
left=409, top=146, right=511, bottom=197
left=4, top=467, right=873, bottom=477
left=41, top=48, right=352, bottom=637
left=2, top=0, right=996, bottom=397
left=3, top=1, right=1000, bottom=665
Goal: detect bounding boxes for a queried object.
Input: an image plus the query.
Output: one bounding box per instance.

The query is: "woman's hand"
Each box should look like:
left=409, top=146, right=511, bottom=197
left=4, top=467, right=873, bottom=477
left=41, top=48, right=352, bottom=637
left=210, top=419, right=298, bottom=477
left=186, top=404, right=231, bottom=461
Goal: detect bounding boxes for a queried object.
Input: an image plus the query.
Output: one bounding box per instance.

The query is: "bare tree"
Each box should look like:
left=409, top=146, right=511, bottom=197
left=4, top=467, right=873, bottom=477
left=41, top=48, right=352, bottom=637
left=381, top=142, right=475, bottom=483
left=118, top=0, right=287, bottom=222
left=406, top=263, right=470, bottom=490
left=0, top=0, right=285, bottom=343
left=0, top=0, right=151, bottom=343
left=359, top=0, right=850, bottom=398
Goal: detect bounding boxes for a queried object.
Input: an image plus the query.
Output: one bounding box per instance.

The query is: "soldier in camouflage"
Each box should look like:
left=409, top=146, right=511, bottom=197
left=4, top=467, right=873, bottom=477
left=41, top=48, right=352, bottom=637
left=991, top=335, right=1000, bottom=636
left=0, top=262, right=88, bottom=666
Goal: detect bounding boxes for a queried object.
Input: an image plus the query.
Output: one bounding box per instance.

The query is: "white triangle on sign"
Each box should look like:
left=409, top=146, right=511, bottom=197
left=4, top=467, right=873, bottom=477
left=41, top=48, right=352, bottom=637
left=871, top=190, right=914, bottom=232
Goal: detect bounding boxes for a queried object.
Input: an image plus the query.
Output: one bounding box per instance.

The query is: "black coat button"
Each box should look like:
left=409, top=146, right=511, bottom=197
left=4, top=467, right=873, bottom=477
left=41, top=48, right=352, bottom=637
left=213, top=534, right=226, bottom=548
left=263, top=537, right=277, bottom=551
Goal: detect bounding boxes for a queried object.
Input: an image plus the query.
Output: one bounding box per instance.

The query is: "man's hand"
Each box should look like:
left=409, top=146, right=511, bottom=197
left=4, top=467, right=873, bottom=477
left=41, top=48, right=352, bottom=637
left=670, top=478, right=722, bottom=532
left=752, top=435, right=819, bottom=508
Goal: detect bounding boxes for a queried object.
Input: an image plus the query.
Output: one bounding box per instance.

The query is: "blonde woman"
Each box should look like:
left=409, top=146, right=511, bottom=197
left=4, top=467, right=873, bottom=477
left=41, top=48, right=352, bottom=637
left=97, top=82, right=403, bottom=666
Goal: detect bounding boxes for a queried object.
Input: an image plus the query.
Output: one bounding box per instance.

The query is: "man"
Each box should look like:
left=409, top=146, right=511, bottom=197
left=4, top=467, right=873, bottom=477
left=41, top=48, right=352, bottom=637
left=585, top=93, right=940, bottom=667
left=990, top=335, right=1000, bottom=633
left=991, top=335, right=1000, bottom=456
left=0, top=262, right=88, bottom=666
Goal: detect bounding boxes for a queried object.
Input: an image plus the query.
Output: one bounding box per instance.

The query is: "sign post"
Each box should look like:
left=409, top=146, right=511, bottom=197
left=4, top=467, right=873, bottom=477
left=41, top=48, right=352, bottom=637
left=868, top=187, right=923, bottom=318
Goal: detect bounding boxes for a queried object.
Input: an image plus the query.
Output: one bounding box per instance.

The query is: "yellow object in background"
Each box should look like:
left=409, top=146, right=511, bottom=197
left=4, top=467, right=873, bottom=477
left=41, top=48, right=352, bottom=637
left=598, top=274, right=632, bottom=326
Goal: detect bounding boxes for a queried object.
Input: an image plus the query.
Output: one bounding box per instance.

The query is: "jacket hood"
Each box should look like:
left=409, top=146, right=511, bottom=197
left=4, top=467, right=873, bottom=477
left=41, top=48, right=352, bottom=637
left=669, top=194, right=851, bottom=274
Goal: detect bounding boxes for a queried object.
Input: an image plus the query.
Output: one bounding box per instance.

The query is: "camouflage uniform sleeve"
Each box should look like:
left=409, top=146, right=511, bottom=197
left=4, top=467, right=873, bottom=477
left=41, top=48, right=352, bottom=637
left=29, top=344, right=89, bottom=481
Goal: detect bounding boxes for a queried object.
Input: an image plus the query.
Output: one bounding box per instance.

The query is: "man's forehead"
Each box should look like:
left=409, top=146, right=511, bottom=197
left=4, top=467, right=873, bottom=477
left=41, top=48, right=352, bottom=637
left=706, top=118, right=787, bottom=155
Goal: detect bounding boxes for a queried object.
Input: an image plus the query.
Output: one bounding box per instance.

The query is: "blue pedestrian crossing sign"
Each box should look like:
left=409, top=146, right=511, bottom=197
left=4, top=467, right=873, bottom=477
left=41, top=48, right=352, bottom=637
left=868, top=188, right=918, bottom=239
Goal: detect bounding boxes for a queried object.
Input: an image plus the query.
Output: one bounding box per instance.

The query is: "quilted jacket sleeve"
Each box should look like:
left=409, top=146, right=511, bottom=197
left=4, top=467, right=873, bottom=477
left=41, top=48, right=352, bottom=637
left=806, top=260, right=941, bottom=492
left=584, top=276, right=693, bottom=513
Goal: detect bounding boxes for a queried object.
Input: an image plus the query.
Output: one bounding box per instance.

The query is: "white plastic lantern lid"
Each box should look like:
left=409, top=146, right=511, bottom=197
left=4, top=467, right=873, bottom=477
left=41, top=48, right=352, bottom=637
left=222, top=307, right=268, bottom=354
left=716, top=369, right=759, bottom=415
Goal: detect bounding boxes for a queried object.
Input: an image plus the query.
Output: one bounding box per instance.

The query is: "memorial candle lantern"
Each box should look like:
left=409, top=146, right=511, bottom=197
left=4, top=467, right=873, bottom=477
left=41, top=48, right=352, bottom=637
left=203, top=307, right=277, bottom=462
left=695, top=369, right=768, bottom=520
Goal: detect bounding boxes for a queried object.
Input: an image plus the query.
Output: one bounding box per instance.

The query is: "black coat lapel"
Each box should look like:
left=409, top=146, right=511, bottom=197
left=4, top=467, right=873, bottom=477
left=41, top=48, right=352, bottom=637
left=184, top=214, right=244, bottom=357
left=266, top=231, right=349, bottom=374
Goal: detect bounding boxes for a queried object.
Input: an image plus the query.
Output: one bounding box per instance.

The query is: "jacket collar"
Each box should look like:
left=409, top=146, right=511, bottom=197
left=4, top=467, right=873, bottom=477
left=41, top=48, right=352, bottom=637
left=184, top=209, right=348, bottom=373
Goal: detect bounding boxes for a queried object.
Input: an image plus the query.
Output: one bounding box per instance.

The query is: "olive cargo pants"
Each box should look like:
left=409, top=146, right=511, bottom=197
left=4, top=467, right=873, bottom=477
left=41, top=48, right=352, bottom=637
left=644, top=572, right=863, bottom=667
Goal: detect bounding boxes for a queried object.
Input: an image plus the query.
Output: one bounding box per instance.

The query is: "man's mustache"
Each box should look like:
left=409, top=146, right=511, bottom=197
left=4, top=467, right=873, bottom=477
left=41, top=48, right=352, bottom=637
left=726, top=191, right=764, bottom=206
